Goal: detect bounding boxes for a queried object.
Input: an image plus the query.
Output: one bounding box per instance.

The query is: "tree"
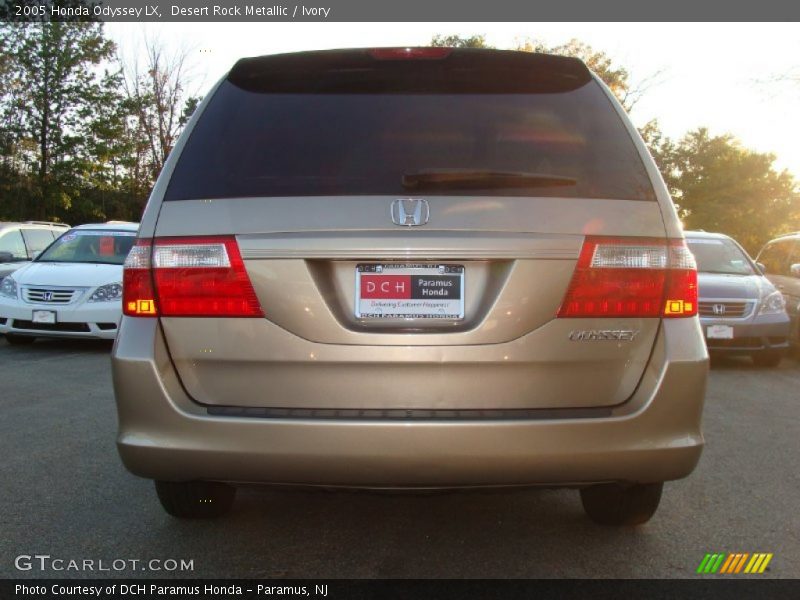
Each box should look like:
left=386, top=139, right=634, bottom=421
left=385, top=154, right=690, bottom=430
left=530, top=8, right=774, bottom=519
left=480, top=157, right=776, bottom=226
left=122, top=36, right=201, bottom=204
left=429, top=34, right=659, bottom=111
left=667, top=128, right=799, bottom=253
left=515, top=38, right=661, bottom=111
left=430, top=34, right=489, bottom=49
left=0, top=22, right=121, bottom=221
left=638, top=119, right=679, bottom=190
left=426, top=34, right=799, bottom=251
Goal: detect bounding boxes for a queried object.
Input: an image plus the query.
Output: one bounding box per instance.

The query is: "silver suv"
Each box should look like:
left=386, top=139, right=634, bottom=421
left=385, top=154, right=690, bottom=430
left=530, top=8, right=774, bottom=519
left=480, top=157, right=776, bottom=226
left=0, top=221, right=70, bottom=280
left=112, top=48, right=708, bottom=525
left=756, top=232, right=800, bottom=347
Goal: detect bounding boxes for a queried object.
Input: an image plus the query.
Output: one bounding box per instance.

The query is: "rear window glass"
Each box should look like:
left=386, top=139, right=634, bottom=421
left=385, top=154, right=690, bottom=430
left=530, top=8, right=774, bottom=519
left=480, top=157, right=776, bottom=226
left=22, top=229, right=56, bottom=253
left=0, top=229, right=28, bottom=260
left=757, top=240, right=796, bottom=276
left=165, top=80, right=655, bottom=201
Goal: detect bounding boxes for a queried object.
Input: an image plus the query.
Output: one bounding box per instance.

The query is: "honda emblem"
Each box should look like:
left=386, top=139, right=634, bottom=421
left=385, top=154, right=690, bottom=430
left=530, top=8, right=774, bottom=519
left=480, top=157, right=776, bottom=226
left=391, top=199, right=429, bottom=227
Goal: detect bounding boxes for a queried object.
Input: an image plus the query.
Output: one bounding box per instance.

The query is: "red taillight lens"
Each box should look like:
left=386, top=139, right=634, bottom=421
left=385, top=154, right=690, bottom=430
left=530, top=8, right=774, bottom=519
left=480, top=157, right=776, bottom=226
left=122, top=236, right=263, bottom=318
left=557, top=236, right=697, bottom=318
left=368, top=47, right=452, bottom=61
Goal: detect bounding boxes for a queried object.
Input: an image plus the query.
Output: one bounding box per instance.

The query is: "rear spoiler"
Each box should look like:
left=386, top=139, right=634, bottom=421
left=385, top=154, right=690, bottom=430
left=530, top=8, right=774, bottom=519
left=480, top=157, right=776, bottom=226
left=228, top=47, right=592, bottom=94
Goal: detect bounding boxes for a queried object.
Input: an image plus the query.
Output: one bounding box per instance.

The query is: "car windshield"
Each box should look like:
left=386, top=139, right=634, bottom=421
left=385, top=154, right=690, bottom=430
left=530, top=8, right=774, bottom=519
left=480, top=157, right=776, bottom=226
left=687, top=237, right=755, bottom=275
left=37, top=230, right=137, bottom=265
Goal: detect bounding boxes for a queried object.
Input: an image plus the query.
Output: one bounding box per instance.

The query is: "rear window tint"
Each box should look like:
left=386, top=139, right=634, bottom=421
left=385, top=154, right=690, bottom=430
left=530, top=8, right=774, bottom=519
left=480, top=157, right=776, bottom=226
left=758, top=240, right=797, bottom=275
left=165, top=75, right=655, bottom=202
left=21, top=229, right=56, bottom=253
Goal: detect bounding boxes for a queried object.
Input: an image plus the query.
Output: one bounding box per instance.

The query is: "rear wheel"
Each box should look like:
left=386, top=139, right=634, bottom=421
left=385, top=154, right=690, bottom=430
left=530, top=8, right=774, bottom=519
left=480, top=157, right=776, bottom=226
left=4, top=334, right=35, bottom=345
left=155, top=481, right=236, bottom=519
left=580, top=482, right=663, bottom=526
left=751, top=351, right=783, bottom=368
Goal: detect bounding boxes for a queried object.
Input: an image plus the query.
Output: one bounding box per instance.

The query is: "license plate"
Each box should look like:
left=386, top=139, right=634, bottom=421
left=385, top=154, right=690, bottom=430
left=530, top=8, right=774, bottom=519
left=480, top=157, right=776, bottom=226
left=356, top=263, right=464, bottom=319
left=707, top=324, right=734, bottom=339
left=32, top=310, right=56, bottom=324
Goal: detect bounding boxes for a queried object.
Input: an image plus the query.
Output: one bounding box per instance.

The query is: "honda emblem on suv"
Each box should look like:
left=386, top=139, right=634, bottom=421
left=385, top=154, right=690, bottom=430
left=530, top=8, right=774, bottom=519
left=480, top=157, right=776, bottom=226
left=713, top=304, right=726, bottom=315
left=391, top=198, right=429, bottom=227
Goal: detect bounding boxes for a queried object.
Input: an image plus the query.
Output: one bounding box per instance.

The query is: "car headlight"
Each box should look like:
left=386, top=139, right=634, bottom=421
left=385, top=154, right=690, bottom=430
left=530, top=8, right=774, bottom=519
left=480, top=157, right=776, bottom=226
left=759, top=290, right=786, bottom=315
left=0, top=276, right=17, bottom=299
left=88, top=282, right=123, bottom=302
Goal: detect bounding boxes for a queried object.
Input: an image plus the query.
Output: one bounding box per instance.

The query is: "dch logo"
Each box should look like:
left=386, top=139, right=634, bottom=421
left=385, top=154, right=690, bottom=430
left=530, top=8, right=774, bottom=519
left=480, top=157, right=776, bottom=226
left=360, top=275, right=411, bottom=299
left=367, top=280, right=405, bottom=294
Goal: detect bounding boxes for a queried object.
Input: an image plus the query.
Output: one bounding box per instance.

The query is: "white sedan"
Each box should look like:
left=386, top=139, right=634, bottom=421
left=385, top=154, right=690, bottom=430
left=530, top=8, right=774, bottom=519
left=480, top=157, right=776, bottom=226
left=0, top=223, right=138, bottom=344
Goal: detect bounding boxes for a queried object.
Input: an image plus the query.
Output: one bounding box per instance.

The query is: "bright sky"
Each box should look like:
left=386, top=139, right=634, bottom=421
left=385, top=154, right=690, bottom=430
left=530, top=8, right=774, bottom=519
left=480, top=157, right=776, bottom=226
left=107, top=22, right=800, bottom=178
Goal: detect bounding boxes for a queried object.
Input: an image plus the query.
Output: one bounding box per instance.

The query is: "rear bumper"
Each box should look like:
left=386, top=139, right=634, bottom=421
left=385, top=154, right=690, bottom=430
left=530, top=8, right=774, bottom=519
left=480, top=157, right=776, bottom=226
left=700, top=314, right=790, bottom=354
left=112, top=317, right=708, bottom=487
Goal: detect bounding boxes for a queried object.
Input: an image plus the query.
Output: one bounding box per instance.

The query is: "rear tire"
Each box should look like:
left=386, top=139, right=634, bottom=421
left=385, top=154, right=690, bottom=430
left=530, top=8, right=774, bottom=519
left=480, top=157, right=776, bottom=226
left=4, top=334, right=35, bottom=345
left=751, top=351, right=783, bottom=368
left=580, top=482, right=663, bottom=526
left=155, top=481, right=236, bottom=519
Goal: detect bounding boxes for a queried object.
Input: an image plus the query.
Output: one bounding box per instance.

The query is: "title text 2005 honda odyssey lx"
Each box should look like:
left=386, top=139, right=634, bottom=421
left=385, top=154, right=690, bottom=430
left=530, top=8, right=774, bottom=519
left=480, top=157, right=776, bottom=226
left=112, top=48, right=708, bottom=525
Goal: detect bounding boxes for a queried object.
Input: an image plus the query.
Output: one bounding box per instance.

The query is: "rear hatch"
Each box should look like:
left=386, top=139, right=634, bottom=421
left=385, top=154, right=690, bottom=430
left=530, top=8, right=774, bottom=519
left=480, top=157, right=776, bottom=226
left=142, top=48, right=687, bottom=411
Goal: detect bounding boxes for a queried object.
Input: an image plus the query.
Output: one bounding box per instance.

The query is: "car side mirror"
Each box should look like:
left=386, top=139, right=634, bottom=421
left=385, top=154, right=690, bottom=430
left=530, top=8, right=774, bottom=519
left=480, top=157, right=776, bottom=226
left=0, top=251, right=13, bottom=263
left=790, top=263, right=800, bottom=278
left=756, top=262, right=767, bottom=274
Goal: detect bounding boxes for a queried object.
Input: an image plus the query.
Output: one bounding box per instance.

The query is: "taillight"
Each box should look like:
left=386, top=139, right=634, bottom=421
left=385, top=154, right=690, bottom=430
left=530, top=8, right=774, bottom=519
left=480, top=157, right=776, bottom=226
left=368, top=47, right=452, bottom=60
left=123, top=240, right=157, bottom=316
left=557, top=236, right=697, bottom=318
left=122, top=236, right=263, bottom=318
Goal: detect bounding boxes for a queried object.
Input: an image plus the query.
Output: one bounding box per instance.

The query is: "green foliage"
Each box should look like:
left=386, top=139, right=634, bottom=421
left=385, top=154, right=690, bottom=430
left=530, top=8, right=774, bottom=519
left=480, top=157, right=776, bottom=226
left=1, top=25, right=798, bottom=254
left=430, top=34, right=489, bottom=49
left=640, top=121, right=799, bottom=252
left=658, top=127, right=798, bottom=253
left=516, top=38, right=637, bottom=109
left=0, top=23, right=200, bottom=224
left=429, top=34, right=638, bottom=109
left=0, top=22, right=121, bottom=221
left=428, top=34, right=799, bottom=250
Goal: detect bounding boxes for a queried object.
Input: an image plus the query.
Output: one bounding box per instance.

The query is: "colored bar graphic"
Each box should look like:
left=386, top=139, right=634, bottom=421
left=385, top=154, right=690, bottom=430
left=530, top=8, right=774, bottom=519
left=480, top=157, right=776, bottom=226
left=719, top=554, right=736, bottom=574
left=704, top=554, right=718, bottom=573
left=745, top=554, right=761, bottom=573
left=734, top=554, right=749, bottom=573
left=759, top=554, right=773, bottom=573
left=698, top=552, right=773, bottom=575
left=696, top=554, right=712, bottom=574
left=711, top=554, right=725, bottom=573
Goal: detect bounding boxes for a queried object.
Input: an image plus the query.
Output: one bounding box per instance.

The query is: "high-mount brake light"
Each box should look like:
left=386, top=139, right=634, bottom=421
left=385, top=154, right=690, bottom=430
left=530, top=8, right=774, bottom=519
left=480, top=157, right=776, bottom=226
left=368, top=47, right=453, bottom=61
left=557, top=236, right=697, bottom=319
left=122, top=236, right=263, bottom=318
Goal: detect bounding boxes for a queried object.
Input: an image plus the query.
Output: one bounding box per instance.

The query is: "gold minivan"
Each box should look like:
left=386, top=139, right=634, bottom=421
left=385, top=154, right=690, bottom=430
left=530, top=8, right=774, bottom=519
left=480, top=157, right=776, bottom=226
left=112, top=48, right=708, bottom=525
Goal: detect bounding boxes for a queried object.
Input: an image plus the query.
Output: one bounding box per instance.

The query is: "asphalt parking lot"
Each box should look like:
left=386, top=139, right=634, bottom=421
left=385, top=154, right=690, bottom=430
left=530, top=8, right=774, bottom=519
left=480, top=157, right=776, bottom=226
left=1, top=336, right=799, bottom=579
